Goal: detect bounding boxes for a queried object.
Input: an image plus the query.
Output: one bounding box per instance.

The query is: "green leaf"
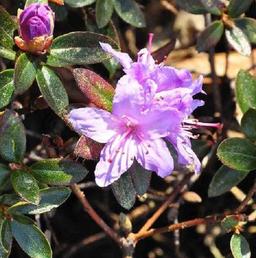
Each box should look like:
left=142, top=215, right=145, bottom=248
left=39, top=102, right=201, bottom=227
left=208, top=165, right=248, bottom=197
left=0, top=164, right=11, bottom=192
left=96, top=0, right=114, bottom=28
left=36, top=66, right=69, bottom=116
left=196, top=21, right=224, bottom=52
left=241, top=109, right=256, bottom=141
left=64, top=0, right=95, bottom=7
left=230, top=234, right=251, bottom=258
left=25, top=0, right=48, bottom=7
left=0, top=220, right=12, bottom=254
left=73, top=68, right=114, bottom=111
left=228, top=0, right=253, bottom=18
left=0, top=194, right=21, bottom=206
left=113, top=0, right=146, bottom=28
left=221, top=216, right=239, bottom=232
left=14, top=53, right=37, bottom=95
left=175, top=0, right=221, bottom=15
left=0, top=6, right=17, bottom=49
left=0, top=46, right=16, bottom=61
left=130, top=162, right=151, bottom=196
left=11, top=215, right=52, bottom=258
left=225, top=26, right=251, bottom=56
left=0, top=110, right=26, bottom=163
left=235, top=18, right=256, bottom=44
left=217, top=138, right=256, bottom=171
left=11, top=170, right=40, bottom=205
left=47, top=32, right=119, bottom=67
left=30, top=159, right=88, bottom=185
left=8, top=187, right=71, bottom=214
left=112, top=172, right=136, bottom=210
left=236, top=70, right=256, bottom=113
left=0, top=69, right=14, bottom=109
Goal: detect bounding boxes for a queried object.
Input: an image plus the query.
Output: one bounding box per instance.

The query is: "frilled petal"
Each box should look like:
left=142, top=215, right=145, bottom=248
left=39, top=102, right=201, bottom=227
left=137, top=48, right=156, bottom=69
left=100, top=42, right=133, bottom=69
left=95, top=135, right=137, bottom=187
left=136, top=139, right=174, bottom=178
left=69, top=108, right=118, bottom=143
left=167, top=133, right=201, bottom=173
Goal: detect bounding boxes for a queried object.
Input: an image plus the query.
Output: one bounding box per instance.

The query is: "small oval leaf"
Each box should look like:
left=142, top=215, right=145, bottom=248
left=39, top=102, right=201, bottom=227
left=36, top=66, right=69, bottom=116
left=236, top=70, right=256, bottom=113
left=228, top=0, right=253, bottom=18
left=230, top=234, right=251, bottom=258
left=96, top=0, right=114, bottom=28
left=235, top=18, right=256, bottom=44
left=30, top=159, right=88, bottom=185
left=47, top=32, right=119, bottom=67
left=14, top=53, right=37, bottom=95
left=217, top=138, right=256, bottom=171
left=0, top=164, right=11, bottom=192
left=241, top=109, right=256, bottom=141
left=11, top=170, right=40, bottom=205
left=208, top=165, right=248, bottom=197
left=0, top=69, right=14, bottom=109
left=64, top=0, right=95, bottom=7
left=225, top=26, right=251, bottom=56
left=11, top=215, right=52, bottom=258
left=112, top=172, right=136, bottom=210
left=0, top=110, right=26, bottom=163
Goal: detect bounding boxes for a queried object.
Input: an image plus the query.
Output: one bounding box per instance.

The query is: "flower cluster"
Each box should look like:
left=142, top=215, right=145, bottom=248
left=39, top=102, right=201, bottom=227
left=69, top=37, right=219, bottom=187
left=15, top=3, right=55, bottom=54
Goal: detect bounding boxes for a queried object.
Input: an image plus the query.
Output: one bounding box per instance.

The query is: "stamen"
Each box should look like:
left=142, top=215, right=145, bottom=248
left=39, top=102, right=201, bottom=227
left=184, top=119, right=223, bottom=130
left=148, top=33, right=154, bottom=53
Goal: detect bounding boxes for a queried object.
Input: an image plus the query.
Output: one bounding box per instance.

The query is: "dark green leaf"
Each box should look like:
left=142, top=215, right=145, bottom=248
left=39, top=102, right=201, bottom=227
left=197, top=21, right=224, bottom=52
left=191, top=139, right=211, bottom=161
left=103, top=58, right=119, bottom=78
left=14, top=53, right=37, bottom=95
left=49, top=3, right=68, bottom=22
left=241, top=109, right=256, bottom=141
left=228, top=0, right=253, bottom=18
left=235, top=18, right=256, bottom=44
left=113, top=0, right=145, bottom=28
left=175, top=0, right=221, bottom=15
left=0, top=6, right=17, bottom=49
left=47, top=32, right=119, bottom=67
left=221, top=216, right=239, bottom=232
left=11, top=215, right=52, bottom=258
left=230, top=234, right=251, bottom=258
left=73, top=68, right=114, bottom=111
left=36, top=66, right=69, bottom=115
left=0, top=69, right=14, bottom=109
left=64, top=0, right=95, bottom=7
left=0, top=110, right=26, bottom=162
left=96, top=0, right=114, bottom=28
left=0, top=46, right=15, bottom=61
left=0, top=220, right=12, bottom=254
left=30, top=159, right=88, bottom=185
left=8, top=187, right=71, bottom=214
left=236, top=70, right=256, bottom=113
left=25, top=0, right=48, bottom=7
left=217, top=138, right=256, bottom=171
left=11, top=170, right=40, bottom=205
left=0, top=194, right=22, bottom=206
left=112, top=172, right=136, bottom=210
left=0, top=164, right=11, bottom=192
left=130, top=162, right=151, bottom=196
left=225, top=26, right=251, bottom=56
left=208, top=165, right=248, bottom=197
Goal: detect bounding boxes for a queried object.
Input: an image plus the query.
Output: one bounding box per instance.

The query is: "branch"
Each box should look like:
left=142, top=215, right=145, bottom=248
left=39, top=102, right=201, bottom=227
left=131, top=214, right=247, bottom=242
left=137, top=173, right=192, bottom=234
left=70, top=184, right=121, bottom=245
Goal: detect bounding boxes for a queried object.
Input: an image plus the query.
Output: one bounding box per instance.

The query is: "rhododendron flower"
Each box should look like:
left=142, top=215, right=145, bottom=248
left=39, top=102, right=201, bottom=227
left=70, top=78, right=182, bottom=187
left=15, top=3, right=55, bottom=54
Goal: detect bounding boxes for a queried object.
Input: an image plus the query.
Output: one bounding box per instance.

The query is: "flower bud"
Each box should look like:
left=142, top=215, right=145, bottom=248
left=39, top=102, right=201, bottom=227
left=15, top=3, right=55, bottom=54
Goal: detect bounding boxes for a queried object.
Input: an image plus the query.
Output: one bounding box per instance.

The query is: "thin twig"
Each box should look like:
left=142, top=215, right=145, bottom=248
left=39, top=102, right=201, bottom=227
left=235, top=180, right=256, bottom=214
left=137, top=173, right=192, bottom=234
left=131, top=214, right=247, bottom=241
left=70, top=184, right=121, bottom=245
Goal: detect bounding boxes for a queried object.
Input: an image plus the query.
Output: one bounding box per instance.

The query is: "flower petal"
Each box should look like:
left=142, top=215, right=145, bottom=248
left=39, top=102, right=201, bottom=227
left=69, top=107, right=118, bottom=143
left=136, top=139, right=174, bottom=178
left=100, top=42, right=132, bottom=69
left=95, top=135, right=136, bottom=187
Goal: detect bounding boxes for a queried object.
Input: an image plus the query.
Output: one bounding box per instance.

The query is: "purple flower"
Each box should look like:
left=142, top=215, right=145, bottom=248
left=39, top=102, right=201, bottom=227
left=15, top=3, right=54, bottom=54
left=100, top=42, right=206, bottom=172
left=70, top=76, right=182, bottom=187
